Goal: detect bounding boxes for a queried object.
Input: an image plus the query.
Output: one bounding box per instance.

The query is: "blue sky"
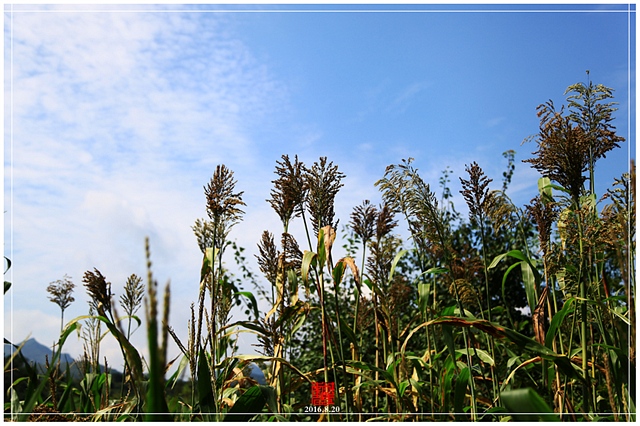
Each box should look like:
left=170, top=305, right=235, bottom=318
left=4, top=3, right=635, bottom=369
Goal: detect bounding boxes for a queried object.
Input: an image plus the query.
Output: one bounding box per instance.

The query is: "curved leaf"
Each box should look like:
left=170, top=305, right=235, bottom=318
left=490, top=249, right=540, bottom=313
left=401, top=316, right=583, bottom=382
left=334, top=256, right=360, bottom=288
left=234, top=291, right=260, bottom=320
left=454, top=367, right=470, bottom=419
left=545, top=298, right=575, bottom=349
left=223, top=385, right=269, bottom=421
left=301, top=250, right=318, bottom=286
left=501, top=388, right=559, bottom=421
left=456, top=348, right=494, bottom=366
left=233, top=355, right=313, bottom=385
left=388, top=249, right=408, bottom=283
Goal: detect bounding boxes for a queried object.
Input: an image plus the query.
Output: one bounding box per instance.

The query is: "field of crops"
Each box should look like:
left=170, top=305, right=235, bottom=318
left=5, top=79, right=634, bottom=421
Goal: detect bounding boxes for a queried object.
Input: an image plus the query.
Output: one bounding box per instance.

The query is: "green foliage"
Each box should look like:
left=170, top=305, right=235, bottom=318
left=4, top=78, right=634, bottom=421
left=501, top=387, right=559, bottom=421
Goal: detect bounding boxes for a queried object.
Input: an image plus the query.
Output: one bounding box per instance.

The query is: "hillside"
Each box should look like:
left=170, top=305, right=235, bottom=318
left=4, top=337, right=76, bottom=368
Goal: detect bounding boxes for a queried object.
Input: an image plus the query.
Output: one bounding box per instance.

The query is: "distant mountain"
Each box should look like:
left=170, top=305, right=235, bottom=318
left=4, top=337, right=76, bottom=368
left=247, top=363, right=266, bottom=385
left=4, top=338, right=266, bottom=384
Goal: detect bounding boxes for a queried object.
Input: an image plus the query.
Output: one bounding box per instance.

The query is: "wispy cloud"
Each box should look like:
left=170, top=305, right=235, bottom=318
left=386, top=81, right=431, bottom=114
left=5, top=7, right=289, bottom=362
left=485, top=116, right=506, bottom=128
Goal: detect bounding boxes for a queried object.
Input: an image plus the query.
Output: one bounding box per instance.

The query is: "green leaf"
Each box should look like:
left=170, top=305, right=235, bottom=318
left=301, top=250, right=318, bottom=286
left=488, top=249, right=527, bottom=269
left=234, top=291, right=260, bottom=320
left=442, top=323, right=456, bottom=366
left=332, top=260, right=346, bottom=285
left=316, top=227, right=327, bottom=268
left=439, top=305, right=457, bottom=364
left=403, top=316, right=584, bottom=383
left=409, top=377, right=423, bottom=396
left=538, top=178, right=568, bottom=196
left=537, top=177, right=555, bottom=200
left=287, top=269, right=300, bottom=304
left=197, top=349, right=216, bottom=414
left=57, top=371, right=75, bottom=412
left=167, top=354, right=190, bottom=390
left=490, top=250, right=540, bottom=313
left=362, top=277, right=373, bottom=291
left=442, top=354, right=456, bottom=411
left=454, top=367, right=470, bottom=419
left=417, top=281, right=430, bottom=316
left=423, top=266, right=449, bottom=275
left=223, top=385, right=268, bottom=422
left=201, top=247, right=215, bottom=283
left=545, top=298, right=575, bottom=349
left=230, top=320, right=267, bottom=335
left=388, top=249, right=408, bottom=283
left=347, top=360, right=396, bottom=386
left=501, top=388, right=559, bottom=421
left=95, top=316, right=144, bottom=386
left=274, top=303, right=307, bottom=330
left=339, top=318, right=358, bottom=350
left=520, top=260, right=539, bottom=314
left=10, top=388, right=21, bottom=417
left=397, top=380, right=410, bottom=399
left=456, top=348, right=494, bottom=366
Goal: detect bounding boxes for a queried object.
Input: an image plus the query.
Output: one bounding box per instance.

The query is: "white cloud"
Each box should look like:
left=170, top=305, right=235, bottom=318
left=5, top=7, right=291, bottom=364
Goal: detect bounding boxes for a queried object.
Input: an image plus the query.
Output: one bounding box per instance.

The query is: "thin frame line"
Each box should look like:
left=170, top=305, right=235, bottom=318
left=13, top=410, right=633, bottom=416
left=6, top=8, right=633, bottom=13
left=627, top=3, right=633, bottom=417
left=9, top=3, right=15, bottom=420
left=4, top=2, right=635, bottom=421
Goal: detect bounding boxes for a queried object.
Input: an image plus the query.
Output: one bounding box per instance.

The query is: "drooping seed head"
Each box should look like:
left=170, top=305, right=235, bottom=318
left=83, top=268, right=112, bottom=315
left=268, top=154, right=307, bottom=229
left=350, top=200, right=377, bottom=244
left=304, top=157, right=345, bottom=236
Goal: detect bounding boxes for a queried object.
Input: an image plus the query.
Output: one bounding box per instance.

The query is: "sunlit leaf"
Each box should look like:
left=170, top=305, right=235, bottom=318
left=388, top=249, right=408, bottom=283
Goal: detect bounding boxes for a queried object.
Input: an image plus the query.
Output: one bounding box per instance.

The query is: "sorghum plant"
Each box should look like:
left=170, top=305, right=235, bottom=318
left=46, top=275, right=75, bottom=332
left=304, top=157, right=345, bottom=239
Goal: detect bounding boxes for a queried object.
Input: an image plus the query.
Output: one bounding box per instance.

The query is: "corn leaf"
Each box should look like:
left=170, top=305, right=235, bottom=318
left=223, top=385, right=269, bottom=421
left=454, top=366, right=470, bottom=419
left=197, top=349, right=216, bottom=414
left=501, top=388, right=559, bottom=421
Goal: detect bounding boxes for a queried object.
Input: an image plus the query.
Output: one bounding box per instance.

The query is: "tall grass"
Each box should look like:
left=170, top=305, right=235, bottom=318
left=4, top=79, right=634, bottom=422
